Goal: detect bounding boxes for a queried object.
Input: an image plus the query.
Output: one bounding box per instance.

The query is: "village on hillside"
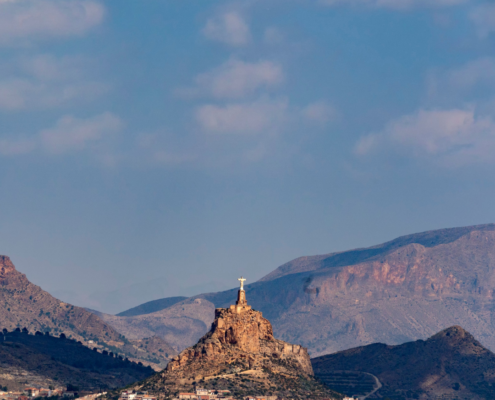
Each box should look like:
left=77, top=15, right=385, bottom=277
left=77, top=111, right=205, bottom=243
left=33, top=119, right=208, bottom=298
left=120, top=389, right=356, bottom=400
left=0, top=387, right=110, bottom=400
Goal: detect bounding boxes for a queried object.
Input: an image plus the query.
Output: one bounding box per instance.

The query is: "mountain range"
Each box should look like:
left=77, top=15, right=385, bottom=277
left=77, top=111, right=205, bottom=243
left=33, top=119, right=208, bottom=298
left=93, top=223, right=495, bottom=357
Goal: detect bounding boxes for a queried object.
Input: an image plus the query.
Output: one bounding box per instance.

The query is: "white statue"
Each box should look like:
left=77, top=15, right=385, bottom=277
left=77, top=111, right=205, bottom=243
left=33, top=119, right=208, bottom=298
left=238, top=276, right=246, bottom=291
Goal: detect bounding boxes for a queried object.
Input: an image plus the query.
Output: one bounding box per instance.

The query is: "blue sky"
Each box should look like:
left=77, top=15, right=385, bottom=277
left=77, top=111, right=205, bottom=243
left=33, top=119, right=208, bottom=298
left=1, top=0, right=495, bottom=313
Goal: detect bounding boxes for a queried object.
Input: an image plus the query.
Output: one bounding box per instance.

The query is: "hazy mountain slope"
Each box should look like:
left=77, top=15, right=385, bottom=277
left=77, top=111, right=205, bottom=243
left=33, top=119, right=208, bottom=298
left=91, top=224, right=495, bottom=356
left=0, top=329, right=154, bottom=391
left=96, top=297, right=215, bottom=351
left=116, top=296, right=188, bottom=317
left=312, top=326, right=495, bottom=400
left=0, top=256, right=121, bottom=344
left=0, top=256, right=174, bottom=366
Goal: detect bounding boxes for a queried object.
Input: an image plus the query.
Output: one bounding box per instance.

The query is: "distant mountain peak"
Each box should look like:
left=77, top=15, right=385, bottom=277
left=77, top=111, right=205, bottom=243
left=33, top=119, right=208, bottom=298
left=259, top=223, right=495, bottom=282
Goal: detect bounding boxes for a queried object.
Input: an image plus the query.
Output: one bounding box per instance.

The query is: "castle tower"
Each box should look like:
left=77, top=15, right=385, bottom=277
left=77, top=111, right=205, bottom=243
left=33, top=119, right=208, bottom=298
left=230, top=276, right=252, bottom=313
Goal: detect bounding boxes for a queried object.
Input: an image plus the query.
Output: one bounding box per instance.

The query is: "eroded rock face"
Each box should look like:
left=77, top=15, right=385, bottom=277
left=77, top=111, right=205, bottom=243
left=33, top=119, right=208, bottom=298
left=165, top=293, right=313, bottom=378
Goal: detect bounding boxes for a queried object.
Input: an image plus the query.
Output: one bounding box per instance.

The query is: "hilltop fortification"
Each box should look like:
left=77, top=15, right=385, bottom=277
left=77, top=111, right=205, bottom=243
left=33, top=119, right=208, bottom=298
left=122, top=278, right=341, bottom=400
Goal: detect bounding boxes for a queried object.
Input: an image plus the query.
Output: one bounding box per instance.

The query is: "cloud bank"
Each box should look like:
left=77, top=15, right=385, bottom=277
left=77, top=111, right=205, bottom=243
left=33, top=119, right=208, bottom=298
left=0, top=0, right=105, bottom=45
left=196, top=97, right=289, bottom=135
left=0, top=54, right=108, bottom=110
left=203, top=11, right=251, bottom=46
left=0, top=112, right=123, bottom=156
left=355, top=108, right=495, bottom=165
left=182, top=59, right=284, bottom=99
left=320, top=0, right=467, bottom=9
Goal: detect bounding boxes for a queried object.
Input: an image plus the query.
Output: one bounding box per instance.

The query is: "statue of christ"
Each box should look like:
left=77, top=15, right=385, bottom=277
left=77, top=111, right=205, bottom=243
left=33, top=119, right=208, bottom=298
left=238, top=276, right=246, bottom=291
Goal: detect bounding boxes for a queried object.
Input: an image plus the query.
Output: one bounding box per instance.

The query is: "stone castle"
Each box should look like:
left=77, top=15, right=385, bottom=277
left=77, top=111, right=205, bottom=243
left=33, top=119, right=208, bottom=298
left=124, top=278, right=342, bottom=400
left=164, top=277, right=313, bottom=377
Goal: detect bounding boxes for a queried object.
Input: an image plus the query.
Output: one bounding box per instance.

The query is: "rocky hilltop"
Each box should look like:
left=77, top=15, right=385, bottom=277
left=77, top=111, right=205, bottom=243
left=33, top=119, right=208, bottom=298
left=119, top=286, right=341, bottom=400
left=312, top=326, right=495, bottom=400
left=0, top=256, right=176, bottom=367
left=102, top=223, right=495, bottom=357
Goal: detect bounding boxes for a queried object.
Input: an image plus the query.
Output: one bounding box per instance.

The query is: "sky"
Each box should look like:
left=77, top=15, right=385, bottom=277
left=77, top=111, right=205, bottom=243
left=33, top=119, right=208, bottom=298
left=1, top=0, right=495, bottom=313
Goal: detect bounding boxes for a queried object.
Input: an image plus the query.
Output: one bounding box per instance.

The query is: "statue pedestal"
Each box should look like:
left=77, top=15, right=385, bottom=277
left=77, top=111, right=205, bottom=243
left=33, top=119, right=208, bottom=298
left=230, top=289, right=252, bottom=313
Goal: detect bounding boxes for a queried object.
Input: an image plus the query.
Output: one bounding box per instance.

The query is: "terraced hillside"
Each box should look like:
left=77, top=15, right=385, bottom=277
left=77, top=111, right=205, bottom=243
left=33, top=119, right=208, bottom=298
left=312, top=326, right=495, bottom=400
left=315, top=371, right=378, bottom=398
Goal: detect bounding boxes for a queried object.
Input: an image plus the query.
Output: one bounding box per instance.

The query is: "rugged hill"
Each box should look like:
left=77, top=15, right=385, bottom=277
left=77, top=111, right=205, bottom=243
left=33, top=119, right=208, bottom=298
left=97, top=223, right=495, bottom=358
left=0, top=329, right=154, bottom=391
left=312, top=326, right=495, bottom=400
left=113, top=290, right=342, bottom=400
left=0, top=256, right=175, bottom=367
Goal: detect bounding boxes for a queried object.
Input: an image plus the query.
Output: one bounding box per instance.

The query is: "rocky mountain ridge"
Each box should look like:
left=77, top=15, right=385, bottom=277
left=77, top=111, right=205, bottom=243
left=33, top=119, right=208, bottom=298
left=95, top=223, right=495, bottom=357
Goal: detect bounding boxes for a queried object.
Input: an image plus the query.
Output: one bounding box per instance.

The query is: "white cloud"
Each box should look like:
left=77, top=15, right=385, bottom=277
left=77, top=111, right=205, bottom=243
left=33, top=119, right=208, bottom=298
left=302, top=101, right=338, bottom=123
left=182, top=59, right=284, bottom=99
left=470, top=4, right=495, bottom=38
left=203, top=11, right=251, bottom=46
left=196, top=98, right=289, bottom=135
left=0, top=0, right=105, bottom=45
left=0, top=112, right=123, bottom=157
left=355, top=108, right=495, bottom=165
left=0, top=54, right=108, bottom=110
left=320, top=0, right=466, bottom=10
left=40, top=112, right=123, bottom=154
